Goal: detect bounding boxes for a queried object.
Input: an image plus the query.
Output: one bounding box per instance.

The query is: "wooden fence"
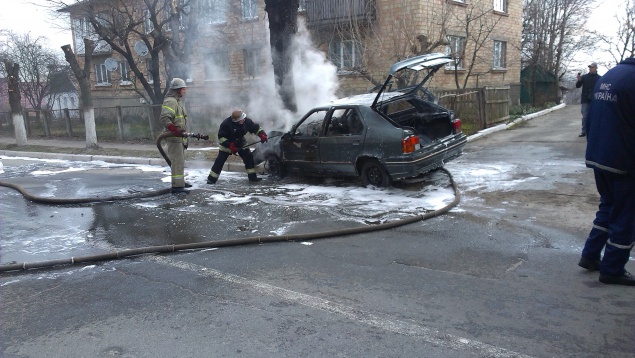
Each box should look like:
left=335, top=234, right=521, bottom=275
left=434, top=86, right=510, bottom=135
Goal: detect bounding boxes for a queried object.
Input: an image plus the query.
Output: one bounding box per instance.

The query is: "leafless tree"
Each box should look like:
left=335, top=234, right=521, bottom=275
left=1, top=60, right=28, bottom=146
left=48, top=0, right=198, bottom=123
left=449, top=1, right=503, bottom=89
left=1, top=32, right=64, bottom=111
left=62, top=39, right=98, bottom=148
left=593, top=0, right=635, bottom=64
left=522, top=0, right=595, bottom=78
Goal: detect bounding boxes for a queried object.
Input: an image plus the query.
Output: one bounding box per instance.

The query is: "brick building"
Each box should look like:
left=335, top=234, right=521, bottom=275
left=60, top=0, right=521, bottom=113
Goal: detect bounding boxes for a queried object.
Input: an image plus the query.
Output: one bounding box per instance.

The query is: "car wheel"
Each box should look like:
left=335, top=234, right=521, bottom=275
left=265, top=154, right=285, bottom=180
left=361, top=159, right=391, bottom=187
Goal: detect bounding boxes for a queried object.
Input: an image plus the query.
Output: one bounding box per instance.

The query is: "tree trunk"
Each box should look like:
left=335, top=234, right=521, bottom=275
left=265, top=0, right=299, bottom=112
left=62, top=40, right=98, bottom=149
left=3, top=61, right=28, bottom=146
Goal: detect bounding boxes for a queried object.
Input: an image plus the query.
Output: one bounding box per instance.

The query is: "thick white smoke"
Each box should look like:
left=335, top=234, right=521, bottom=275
left=244, top=18, right=339, bottom=133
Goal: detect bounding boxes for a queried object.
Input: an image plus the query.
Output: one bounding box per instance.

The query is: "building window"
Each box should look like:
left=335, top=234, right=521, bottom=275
left=243, top=48, right=260, bottom=77
left=241, top=0, right=258, bottom=20
left=143, top=10, right=154, bottom=34
left=119, top=61, right=131, bottom=84
left=95, top=63, right=111, bottom=85
left=493, top=40, right=506, bottom=69
left=73, top=17, right=93, bottom=54
left=146, top=59, right=154, bottom=84
left=206, top=0, right=227, bottom=24
left=445, top=35, right=465, bottom=69
left=328, top=39, right=363, bottom=71
left=205, top=51, right=230, bottom=80
left=493, top=0, right=507, bottom=13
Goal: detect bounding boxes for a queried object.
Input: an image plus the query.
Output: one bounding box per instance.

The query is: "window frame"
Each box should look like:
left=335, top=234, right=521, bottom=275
left=492, top=40, right=507, bottom=70
left=143, top=10, right=154, bottom=34
left=146, top=59, right=154, bottom=84
left=445, top=35, right=465, bottom=69
left=243, top=48, right=260, bottom=77
left=95, top=63, right=111, bottom=86
left=119, top=61, right=132, bottom=84
left=241, top=0, right=258, bottom=20
left=493, top=0, right=507, bottom=13
left=328, top=39, right=363, bottom=72
left=206, top=0, right=228, bottom=24
left=204, top=51, right=230, bottom=81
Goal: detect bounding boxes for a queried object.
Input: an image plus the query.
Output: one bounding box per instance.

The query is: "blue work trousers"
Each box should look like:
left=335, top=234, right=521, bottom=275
left=581, top=170, right=635, bottom=276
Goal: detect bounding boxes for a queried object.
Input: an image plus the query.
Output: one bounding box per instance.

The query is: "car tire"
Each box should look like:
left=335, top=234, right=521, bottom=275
left=265, top=154, right=285, bottom=180
left=361, top=159, right=391, bottom=187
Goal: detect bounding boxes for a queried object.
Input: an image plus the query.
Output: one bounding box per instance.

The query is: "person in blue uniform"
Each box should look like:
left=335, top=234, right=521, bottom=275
left=578, top=57, right=635, bottom=286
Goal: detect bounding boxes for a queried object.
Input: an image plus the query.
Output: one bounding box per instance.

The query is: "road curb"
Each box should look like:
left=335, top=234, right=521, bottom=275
left=1, top=104, right=567, bottom=169
left=0, top=149, right=264, bottom=174
left=467, top=103, right=566, bottom=142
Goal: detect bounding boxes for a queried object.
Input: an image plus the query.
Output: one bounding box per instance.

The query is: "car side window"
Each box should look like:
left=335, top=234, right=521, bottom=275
left=295, top=109, right=328, bottom=137
left=327, top=108, right=363, bottom=136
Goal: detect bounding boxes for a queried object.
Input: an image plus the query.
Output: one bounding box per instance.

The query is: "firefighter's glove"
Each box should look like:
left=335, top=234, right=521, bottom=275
left=167, top=123, right=185, bottom=137
left=229, top=142, right=239, bottom=155
left=258, top=131, right=268, bottom=143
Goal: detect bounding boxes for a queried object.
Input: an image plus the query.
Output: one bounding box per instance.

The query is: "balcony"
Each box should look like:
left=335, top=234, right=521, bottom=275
left=305, top=0, right=376, bottom=28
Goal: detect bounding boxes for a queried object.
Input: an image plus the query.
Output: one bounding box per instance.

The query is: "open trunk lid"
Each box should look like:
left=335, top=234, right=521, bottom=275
left=371, top=53, right=455, bottom=109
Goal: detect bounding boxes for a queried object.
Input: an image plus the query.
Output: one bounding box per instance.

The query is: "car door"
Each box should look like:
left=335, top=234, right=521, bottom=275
left=319, top=107, right=366, bottom=175
left=281, top=108, right=328, bottom=172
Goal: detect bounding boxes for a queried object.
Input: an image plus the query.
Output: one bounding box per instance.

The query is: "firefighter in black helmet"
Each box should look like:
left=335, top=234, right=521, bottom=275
left=207, top=110, right=268, bottom=184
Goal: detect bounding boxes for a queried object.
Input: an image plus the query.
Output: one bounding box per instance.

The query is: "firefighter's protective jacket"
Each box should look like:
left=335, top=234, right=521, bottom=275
left=160, top=94, right=188, bottom=130
left=217, top=116, right=264, bottom=152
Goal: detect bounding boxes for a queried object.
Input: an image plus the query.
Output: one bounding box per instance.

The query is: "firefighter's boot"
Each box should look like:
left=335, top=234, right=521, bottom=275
left=248, top=173, right=262, bottom=182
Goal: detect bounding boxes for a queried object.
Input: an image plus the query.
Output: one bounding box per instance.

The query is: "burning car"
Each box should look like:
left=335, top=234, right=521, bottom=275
left=255, top=53, right=468, bottom=187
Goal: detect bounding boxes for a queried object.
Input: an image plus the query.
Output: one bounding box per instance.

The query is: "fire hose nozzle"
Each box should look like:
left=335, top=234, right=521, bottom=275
left=187, top=133, right=210, bottom=140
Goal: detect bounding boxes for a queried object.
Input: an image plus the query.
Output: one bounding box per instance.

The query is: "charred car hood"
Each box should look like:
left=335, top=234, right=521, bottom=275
left=371, top=53, right=455, bottom=108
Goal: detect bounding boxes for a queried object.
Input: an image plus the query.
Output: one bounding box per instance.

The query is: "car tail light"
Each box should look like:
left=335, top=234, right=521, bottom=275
left=402, top=135, right=420, bottom=153
left=452, top=118, right=462, bottom=134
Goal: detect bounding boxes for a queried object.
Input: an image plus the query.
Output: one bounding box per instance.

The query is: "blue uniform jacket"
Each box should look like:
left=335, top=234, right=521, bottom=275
left=585, top=58, right=635, bottom=177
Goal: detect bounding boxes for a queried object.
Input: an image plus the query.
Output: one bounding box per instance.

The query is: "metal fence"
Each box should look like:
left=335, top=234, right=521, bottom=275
left=1, top=87, right=510, bottom=140
left=0, top=103, right=232, bottom=143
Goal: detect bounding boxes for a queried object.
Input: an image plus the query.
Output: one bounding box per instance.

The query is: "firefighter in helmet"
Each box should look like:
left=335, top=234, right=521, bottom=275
left=161, top=77, right=191, bottom=194
left=207, top=110, right=268, bottom=184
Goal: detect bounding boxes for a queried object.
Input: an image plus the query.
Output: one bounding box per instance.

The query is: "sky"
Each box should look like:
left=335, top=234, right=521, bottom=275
left=0, top=0, right=73, bottom=50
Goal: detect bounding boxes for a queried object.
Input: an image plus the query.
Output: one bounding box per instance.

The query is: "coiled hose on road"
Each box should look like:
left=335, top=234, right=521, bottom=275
left=0, top=148, right=461, bottom=272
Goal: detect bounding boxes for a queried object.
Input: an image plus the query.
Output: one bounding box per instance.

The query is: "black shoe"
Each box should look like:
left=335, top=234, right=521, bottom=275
left=184, top=182, right=193, bottom=188
left=578, top=257, right=600, bottom=271
left=249, top=177, right=263, bottom=182
left=578, top=133, right=586, bottom=137
left=599, top=271, right=635, bottom=286
left=171, top=187, right=190, bottom=194
left=206, top=176, right=217, bottom=184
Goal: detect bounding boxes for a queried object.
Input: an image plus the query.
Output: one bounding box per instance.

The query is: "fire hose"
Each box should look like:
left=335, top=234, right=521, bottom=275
left=157, top=131, right=209, bottom=166
left=0, top=139, right=460, bottom=272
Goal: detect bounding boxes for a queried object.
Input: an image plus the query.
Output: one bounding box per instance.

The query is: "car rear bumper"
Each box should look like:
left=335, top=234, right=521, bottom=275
left=382, top=135, right=467, bottom=180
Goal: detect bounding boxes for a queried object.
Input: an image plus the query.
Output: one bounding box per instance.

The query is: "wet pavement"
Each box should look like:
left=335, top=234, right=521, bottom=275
left=0, top=156, right=455, bottom=265
left=1, top=104, right=634, bottom=358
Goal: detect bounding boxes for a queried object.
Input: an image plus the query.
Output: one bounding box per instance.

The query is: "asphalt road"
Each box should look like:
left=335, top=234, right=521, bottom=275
left=1, top=105, right=633, bottom=358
